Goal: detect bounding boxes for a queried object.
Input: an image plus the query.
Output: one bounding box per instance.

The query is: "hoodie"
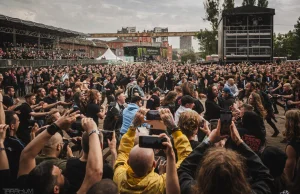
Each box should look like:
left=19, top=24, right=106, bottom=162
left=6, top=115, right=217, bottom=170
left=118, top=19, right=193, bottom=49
left=120, top=103, right=140, bottom=134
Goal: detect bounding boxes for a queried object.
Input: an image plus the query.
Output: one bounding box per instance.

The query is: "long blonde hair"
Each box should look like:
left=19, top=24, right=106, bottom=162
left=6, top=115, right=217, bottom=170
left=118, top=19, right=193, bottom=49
left=250, top=92, right=267, bottom=118
left=284, top=110, right=300, bottom=141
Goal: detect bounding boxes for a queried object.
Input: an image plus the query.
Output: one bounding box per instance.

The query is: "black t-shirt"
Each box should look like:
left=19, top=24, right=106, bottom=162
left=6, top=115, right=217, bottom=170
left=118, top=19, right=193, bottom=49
left=3, top=95, right=13, bottom=109
left=4, top=136, right=25, bottom=181
left=35, top=96, right=44, bottom=105
left=103, top=103, right=125, bottom=131
left=43, top=96, right=58, bottom=111
left=86, top=103, right=100, bottom=126
left=65, top=158, right=114, bottom=194
left=146, top=95, right=160, bottom=110
left=16, top=103, right=33, bottom=144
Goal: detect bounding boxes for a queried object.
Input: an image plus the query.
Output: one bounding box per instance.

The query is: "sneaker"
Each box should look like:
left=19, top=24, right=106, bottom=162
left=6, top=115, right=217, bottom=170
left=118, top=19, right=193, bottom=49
left=271, top=131, right=279, bottom=137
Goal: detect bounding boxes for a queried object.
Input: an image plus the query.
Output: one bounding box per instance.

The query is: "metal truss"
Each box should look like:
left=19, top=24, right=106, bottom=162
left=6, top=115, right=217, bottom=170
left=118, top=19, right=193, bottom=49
left=0, top=26, right=57, bottom=39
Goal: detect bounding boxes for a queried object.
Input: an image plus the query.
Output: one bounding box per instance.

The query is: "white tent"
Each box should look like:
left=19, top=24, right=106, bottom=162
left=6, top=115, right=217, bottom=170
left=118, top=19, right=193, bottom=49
left=96, top=48, right=123, bottom=61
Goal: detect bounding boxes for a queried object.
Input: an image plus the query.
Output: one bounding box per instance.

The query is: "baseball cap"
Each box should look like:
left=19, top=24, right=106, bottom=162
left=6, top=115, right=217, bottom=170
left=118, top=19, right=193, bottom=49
left=223, top=87, right=232, bottom=95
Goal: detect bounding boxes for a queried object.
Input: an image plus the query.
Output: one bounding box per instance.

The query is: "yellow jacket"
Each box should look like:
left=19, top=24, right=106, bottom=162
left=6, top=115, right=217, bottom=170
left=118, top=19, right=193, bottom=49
left=113, top=128, right=192, bottom=194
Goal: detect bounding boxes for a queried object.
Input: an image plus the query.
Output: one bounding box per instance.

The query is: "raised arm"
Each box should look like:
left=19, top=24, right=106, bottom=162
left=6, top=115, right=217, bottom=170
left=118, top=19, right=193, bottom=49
left=0, top=125, right=9, bottom=170
left=77, top=118, right=103, bottom=194
left=0, top=93, right=5, bottom=124
left=18, top=111, right=79, bottom=177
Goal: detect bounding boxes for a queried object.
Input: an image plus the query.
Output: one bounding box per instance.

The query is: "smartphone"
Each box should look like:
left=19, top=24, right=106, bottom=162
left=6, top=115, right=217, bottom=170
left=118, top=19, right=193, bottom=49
left=102, top=130, right=113, bottom=141
left=139, top=136, right=167, bottom=149
left=146, top=110, right=161, bottom=120
left=149, top=129, right=167, bottom=136
left=220, top=110, right=232, bottom=135
left=209, top=119, right=219, bottom=131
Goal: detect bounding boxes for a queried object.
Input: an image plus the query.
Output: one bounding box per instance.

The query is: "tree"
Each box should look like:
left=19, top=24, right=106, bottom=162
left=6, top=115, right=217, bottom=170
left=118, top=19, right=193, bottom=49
left=223, top=0, right=234, bottom=10
left=242, top=0, right=256, bottom=6
left=257, top=0, right=268, bottom=7
left=294, top=17, right=300, bottom=59
left=181, top=52, right=196, bottom=63
left=197, top=29, right=217, bottom=58
left=203, top=0, right=220, bottom=31
left=172, top=52, right=178, bottom=61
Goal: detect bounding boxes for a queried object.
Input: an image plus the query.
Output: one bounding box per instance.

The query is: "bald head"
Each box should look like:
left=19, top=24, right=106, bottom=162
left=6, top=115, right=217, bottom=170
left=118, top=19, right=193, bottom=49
left=42, top=133, right=63, bottom=156
left=128, top=145, right=155, bottom=177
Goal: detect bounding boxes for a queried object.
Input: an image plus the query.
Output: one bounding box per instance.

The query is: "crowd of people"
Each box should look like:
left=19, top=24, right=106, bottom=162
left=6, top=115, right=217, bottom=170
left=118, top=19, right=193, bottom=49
left=0, top=61, right=300, bottom=194
left=0, top=42, right=91, bottom=60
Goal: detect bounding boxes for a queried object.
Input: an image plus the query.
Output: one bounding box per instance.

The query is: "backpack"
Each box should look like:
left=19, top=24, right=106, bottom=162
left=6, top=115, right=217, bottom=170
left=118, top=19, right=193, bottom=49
left=125, top=83, right=137, bottom=102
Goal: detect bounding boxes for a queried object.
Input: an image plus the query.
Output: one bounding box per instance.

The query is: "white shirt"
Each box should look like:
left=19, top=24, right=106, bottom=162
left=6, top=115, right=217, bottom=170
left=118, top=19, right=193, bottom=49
left=174, top=106, right=192, bottom=125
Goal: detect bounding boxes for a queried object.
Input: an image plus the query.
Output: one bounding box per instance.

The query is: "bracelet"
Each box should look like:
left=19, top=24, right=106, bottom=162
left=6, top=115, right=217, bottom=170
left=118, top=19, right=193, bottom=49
left=88, top=129, right=99, bottom=137
left=203, top=138, right=212, bottom=146
left=47, top=123, right=61, bottom=135
left=171, top=126, right=180, bottom=133
left=0, top=147, right=5, bottom=151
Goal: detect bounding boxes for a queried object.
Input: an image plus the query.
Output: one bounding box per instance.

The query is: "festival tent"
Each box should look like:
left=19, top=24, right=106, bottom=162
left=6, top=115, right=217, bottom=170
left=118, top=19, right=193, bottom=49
left=96, top=48, right=123, bottom=61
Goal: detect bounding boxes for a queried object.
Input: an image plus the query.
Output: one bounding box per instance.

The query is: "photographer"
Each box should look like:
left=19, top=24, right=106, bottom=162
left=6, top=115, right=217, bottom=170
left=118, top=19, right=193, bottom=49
left=178, top=120, right=274, bottom=194
left=114, top=108, right=192, bottom=194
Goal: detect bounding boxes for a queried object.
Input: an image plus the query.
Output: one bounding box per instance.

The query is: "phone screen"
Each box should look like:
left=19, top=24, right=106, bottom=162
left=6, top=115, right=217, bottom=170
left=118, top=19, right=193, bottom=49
left=102, top=130, right=113, bottom=141
left=220, top=110, right=232, bottom=135
left=139, top=136, right=166, bottom=149
left=209, top=119, right=218, bottom=131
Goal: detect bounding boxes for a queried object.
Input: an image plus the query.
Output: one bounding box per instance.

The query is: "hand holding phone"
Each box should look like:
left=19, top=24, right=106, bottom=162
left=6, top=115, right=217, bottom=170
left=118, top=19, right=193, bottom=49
left=139, top=136, right=167, bottom=149
left=220, top=110, right=232, bottom=135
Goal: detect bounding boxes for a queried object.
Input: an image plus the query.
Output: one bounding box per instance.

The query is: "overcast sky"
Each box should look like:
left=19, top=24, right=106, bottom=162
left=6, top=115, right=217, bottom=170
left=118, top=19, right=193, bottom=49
left=0, top=0, right=299, bottom=50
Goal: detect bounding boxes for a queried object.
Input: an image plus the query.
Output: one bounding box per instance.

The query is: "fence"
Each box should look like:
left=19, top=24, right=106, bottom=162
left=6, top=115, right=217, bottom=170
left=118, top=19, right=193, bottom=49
left=0, top=59, right=100, bottom=68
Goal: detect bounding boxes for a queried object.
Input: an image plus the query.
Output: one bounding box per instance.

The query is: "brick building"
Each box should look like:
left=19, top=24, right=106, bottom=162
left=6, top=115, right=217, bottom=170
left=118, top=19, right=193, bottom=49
left=59, top=38, right=109, bottom=58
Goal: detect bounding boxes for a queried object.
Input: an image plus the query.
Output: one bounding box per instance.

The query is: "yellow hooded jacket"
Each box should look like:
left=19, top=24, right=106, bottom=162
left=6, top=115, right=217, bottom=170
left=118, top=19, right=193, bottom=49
left=113, top=128, right=192, bottom=194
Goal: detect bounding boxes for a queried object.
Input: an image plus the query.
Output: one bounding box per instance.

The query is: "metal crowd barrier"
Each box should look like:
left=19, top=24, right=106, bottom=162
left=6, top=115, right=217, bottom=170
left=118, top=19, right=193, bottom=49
left=0, top=59, right=99, bottom=68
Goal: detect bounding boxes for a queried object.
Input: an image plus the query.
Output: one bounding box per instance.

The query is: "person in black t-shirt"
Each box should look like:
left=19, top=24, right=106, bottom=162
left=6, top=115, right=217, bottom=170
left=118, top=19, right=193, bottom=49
left=4, top=111, right=24, bottom=182
left=105, top=76, right=117, bottom=104
left=86, top=89, right=105, bottom=126
left=16, top=93, right=56, bottom=145
left=146, top=87, right=161, bottom=110
left=65, top=131, right=115, bottom=193
left=103, top=91, right=126, bottom=132
left=42, top=86, right=60, bottom=111
left=2, top=86, right=19, bottom=111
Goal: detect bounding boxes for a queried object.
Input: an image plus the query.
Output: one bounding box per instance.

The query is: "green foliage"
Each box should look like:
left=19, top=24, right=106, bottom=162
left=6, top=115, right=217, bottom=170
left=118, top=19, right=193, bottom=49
left=172, top=53, right=178, bottom=60
left=181, top=52, right=196, bottom=63
left=223, top=0, right=235, bottom=10
left=274, top=31, right=298, bottom=60
left=257, top=0, right=268, bottom=7
left=242, top=0, right=256, bottom=6
left=197, top=29, right=217, bottom=58
left=294, top=17, right=300, bottom=59
left=203, top=0, right=220, bottom=31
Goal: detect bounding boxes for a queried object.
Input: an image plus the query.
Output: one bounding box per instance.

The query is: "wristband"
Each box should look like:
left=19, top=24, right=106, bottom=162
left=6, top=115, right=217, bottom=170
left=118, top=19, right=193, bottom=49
left=47, top=123, right=61, bottom=135
left=203, top=138, right=212, bottom=146
left=88, top=129, right=99, bottom=137
left=0, top=147, right=5, bottom=151
left=171, top=126, right=180, bottom=133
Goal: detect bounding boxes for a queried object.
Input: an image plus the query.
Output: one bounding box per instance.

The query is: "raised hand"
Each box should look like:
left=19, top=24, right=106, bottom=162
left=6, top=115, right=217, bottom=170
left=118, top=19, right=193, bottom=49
left=55, top=110, right=80, bottom=131
left=0, top=124, right=9, bottom=143
left=81, top=118, right=97, bottom=133
left=230, top=122, right=243, bottom=145
left=159, top=108, right=177, bottom=130
left=131, top=108, right=149, bottom=128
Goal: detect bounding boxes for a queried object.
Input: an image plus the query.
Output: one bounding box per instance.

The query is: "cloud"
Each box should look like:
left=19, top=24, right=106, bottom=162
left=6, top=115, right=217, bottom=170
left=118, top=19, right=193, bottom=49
left=0, top=0, right=299, bottom=50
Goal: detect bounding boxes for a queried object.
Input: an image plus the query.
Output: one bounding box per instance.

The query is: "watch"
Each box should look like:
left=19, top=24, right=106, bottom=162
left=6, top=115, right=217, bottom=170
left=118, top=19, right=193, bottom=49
left=47, top=123, right=62, bottom=135
left=203, top=138, right=212, bottom=146
left=88, top=129, right=99, bottom=137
